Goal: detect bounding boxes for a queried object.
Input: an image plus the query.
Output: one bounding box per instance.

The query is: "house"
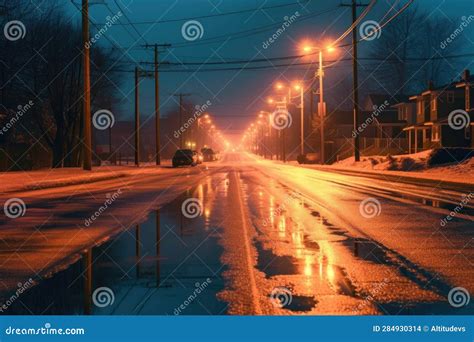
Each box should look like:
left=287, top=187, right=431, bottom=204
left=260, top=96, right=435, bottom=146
left=402, top=70, right=474, bottom=153
left=325, top=94, right=409, bottom=162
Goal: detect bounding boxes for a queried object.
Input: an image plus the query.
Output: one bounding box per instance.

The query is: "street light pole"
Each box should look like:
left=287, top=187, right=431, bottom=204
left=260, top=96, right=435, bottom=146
left=352, top=0, right=361, bottom=162
left=318, top=49, right=325, bottom=165
left=299, top=85, right=304, bottom=156
left=135, top=67, right=140, bottom=167
left=154, top=44, right=160, bottom=165
left=82, top=0, right=92, bottom=170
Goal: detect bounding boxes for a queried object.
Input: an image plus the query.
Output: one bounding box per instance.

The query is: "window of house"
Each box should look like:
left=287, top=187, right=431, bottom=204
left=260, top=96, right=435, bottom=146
left=431, top=96, right=437, bottom=111
left=417, top=99, right=423, bottom=115
left=447, top=91, right=455, bottom=103
left=398, top=107, right=408, bottom=121
left=431, top=125, right=440, bottom=142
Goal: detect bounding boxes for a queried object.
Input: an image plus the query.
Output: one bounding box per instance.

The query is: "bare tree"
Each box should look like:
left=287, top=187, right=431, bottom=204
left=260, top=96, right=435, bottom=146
left=367, top=6, right=465, bottom=95
left=1, top=1, right=121, bottom=168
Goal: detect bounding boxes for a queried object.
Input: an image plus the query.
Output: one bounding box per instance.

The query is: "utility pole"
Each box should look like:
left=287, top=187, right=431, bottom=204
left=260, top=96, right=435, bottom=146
left=142, top=43, right=171, bottom=165
left=154, top=44, right=160, bottom=165
left=299, top=86, right=304, bottom=156
left=135, top=66, right=140, bottom=166
left=82, top=0, right=92, bottom=170
left=173, top=93, right=191, bottom=149
left=342, top=1, right=368, bottom=162
left=179, top=94, right=183, bottom=149
left=318, top=50, right=325, bottom=164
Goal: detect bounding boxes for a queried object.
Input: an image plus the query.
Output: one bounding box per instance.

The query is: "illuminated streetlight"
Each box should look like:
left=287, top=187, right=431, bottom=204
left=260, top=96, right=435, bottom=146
left=298, top=40, right=336, bottom=164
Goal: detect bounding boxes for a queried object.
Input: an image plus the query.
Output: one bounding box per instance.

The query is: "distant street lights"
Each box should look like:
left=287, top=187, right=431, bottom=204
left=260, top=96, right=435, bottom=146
left=272, top=81, right=305, bottom=157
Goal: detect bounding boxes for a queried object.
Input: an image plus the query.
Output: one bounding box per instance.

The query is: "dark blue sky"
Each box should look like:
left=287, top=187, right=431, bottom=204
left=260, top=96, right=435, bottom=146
left=64, top=0, right=474, bottom=141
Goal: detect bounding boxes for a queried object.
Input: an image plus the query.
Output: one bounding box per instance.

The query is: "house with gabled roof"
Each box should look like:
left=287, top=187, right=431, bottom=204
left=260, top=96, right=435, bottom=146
left=402, top=70, right=474, bottom=153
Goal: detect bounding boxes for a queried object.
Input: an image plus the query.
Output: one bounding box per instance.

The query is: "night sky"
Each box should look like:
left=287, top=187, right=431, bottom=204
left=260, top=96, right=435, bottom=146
left=62, top=0, right=474, bottom=143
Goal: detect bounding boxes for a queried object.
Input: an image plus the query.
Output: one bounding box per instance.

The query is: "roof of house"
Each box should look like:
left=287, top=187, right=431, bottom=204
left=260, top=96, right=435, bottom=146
left=409, top=70, right=474, bottom=99
left=365, top=94, right=410, bottom=107
left=326, top=108, right=404, bottom=126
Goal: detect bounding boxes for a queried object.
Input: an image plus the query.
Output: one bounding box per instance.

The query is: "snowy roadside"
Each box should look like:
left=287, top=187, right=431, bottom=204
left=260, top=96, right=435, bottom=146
left=259, top=150, right=474, bottom=187
left=324, top=149, right=474, bottom=186
left=0, top=162, right=172, bottom=194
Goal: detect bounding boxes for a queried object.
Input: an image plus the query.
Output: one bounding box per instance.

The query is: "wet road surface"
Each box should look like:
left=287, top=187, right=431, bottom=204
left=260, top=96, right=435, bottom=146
left=1, top=153, right=473, bottom=315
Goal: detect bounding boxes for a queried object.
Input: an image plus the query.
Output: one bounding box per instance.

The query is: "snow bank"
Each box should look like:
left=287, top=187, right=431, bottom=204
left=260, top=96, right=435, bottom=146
left=328, top=148, right=474, bottom=185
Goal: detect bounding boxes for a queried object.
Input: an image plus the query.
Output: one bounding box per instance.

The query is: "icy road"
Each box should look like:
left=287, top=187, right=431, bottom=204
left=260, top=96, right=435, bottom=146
left=0, top=153, right=473, bottom=315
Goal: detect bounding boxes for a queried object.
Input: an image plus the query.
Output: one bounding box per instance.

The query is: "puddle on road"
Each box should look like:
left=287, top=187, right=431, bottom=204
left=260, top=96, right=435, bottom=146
left=341, top=238, right=390, bottom=264
left=255, top=240, right=299, bottom=277
left=1, top=180, right=227, bottom=315
left=241, top=175, right=360, bottom=312
left=241, top=175, right=465, bottom=315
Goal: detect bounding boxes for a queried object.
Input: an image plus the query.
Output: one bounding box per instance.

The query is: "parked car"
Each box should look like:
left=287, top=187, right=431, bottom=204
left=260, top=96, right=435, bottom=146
left=201, top=148, right=218, bottom=162
left=172, top=149, right=198, bottom=167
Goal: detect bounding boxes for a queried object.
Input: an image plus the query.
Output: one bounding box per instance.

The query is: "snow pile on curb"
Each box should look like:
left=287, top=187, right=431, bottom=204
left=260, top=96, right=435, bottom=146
left=334, top=150, right=431, bottom=171
left=334, top=148, right=474, bottom=172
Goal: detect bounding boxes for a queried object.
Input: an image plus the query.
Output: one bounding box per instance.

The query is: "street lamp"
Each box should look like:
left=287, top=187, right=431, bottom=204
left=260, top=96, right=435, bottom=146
left=273, top=81, right=306, bottom=156
left=301, top=42, right=336, bottom=164
left=259, top=110, right=274, bottom=160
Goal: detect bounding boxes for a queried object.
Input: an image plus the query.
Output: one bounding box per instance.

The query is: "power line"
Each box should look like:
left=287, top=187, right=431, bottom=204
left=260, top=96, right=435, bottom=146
left=171, top=7, right=340, bottom=48
left=69, top=0, right=138, bottom=65
left=113, top=0, right=149, bottom=46
left=97, top=0, right=311, bottom=25
left=111, top=53, right=474, bottom=73
left=97, top=6, right=340, bottom=51
left=130, top=52, right=474, bottom=68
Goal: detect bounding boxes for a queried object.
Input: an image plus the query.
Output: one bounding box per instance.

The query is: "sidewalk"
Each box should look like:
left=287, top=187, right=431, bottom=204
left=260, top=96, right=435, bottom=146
left=249, top=154, right=474, bottom=189
left=0, top=163, right=169, bottom=194
left=304, top=164, right=474, bottom=190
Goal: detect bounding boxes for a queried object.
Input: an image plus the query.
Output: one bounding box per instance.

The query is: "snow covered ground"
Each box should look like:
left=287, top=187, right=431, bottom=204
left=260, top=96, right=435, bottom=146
left=299, top=150, right=474, bottom=186
left=0, top=161, right=172, bottom=193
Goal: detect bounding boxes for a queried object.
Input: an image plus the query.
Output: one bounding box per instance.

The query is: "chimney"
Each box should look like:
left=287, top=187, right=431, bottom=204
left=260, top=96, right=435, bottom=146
left=462, top=69, right=470, bottom=82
